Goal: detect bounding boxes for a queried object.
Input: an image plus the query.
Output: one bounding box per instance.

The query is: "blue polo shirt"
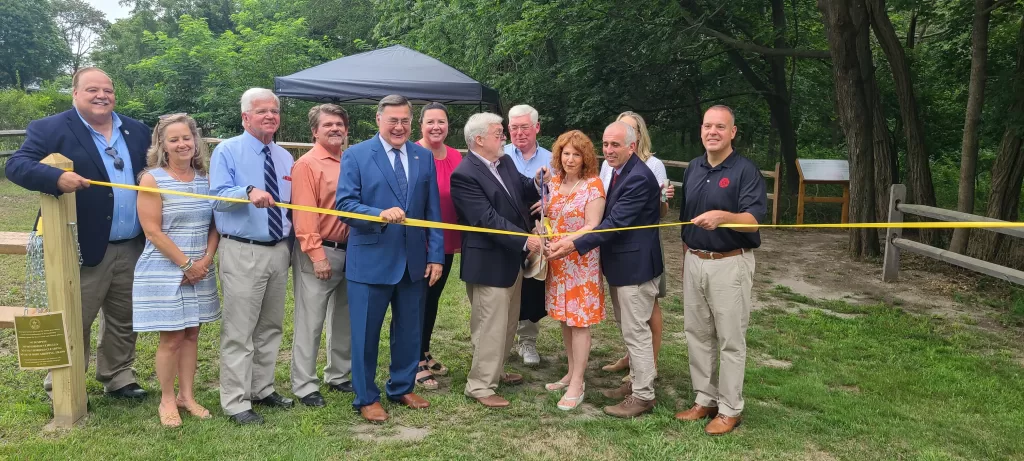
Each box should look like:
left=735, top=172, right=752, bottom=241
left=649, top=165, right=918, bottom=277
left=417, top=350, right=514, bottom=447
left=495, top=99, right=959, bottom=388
left=679, top=151, right=766, bottom=252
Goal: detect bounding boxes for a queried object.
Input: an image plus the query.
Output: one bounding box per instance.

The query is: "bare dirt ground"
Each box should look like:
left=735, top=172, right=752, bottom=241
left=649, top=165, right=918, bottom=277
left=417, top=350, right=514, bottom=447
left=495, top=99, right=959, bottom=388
left=659, top=227, right=1023, bottom=339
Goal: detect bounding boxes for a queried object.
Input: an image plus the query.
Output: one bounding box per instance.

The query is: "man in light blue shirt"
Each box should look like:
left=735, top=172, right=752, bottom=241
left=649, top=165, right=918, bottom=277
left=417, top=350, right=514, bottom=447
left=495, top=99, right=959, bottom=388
left=502, top=104, right=551, bottom=366
left=209, top=88, right=295, bottom=425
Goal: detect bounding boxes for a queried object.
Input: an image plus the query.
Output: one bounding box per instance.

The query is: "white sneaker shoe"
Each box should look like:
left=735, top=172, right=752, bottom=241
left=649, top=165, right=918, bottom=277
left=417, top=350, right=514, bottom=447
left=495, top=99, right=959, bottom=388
left=519, top=342, right=540, bottom=365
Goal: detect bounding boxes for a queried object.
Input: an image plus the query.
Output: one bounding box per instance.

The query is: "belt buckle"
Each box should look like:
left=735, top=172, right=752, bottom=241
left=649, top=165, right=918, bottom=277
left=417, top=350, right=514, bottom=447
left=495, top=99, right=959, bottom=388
left=692, top=249, right=715, bottom=260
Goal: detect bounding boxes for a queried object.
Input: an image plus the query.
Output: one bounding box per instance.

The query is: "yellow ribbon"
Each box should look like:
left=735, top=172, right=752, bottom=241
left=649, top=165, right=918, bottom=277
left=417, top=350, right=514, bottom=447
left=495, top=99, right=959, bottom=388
left=87, top=180, right=1024, bottom=238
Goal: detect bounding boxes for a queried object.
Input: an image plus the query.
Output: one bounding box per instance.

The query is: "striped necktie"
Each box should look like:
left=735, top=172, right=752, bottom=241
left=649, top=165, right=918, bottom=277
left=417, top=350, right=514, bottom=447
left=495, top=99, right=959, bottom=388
left=392, top=148, right=408, bottom=205
left=262, top=146, right=283, bottom=240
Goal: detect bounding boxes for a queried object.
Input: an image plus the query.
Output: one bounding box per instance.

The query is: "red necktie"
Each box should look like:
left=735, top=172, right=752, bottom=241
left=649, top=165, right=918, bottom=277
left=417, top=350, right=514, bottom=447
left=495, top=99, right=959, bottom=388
left=611, top=171, right=620, bottom=189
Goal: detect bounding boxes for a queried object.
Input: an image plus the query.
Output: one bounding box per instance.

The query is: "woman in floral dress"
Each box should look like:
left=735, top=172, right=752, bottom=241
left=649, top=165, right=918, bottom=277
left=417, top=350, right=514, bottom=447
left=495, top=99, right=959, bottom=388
left=543, top=130, right=606, bottom=411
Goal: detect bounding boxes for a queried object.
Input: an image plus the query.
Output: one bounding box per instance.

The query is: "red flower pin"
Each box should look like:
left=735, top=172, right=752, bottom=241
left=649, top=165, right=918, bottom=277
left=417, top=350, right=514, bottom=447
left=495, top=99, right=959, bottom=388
left=719, top=177, right=730, bottom=188
left=282, top=175, right=292, bottom=182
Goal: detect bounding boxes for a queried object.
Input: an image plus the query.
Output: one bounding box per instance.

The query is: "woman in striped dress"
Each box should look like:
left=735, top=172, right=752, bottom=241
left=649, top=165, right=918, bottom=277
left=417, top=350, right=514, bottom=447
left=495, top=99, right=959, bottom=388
left=133, top=113, right=220, bottom=427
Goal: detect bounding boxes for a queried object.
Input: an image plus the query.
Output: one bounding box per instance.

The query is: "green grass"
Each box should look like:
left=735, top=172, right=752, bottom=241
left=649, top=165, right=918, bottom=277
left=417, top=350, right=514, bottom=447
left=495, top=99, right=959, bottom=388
left=2, top=180, right=1024, bottom=460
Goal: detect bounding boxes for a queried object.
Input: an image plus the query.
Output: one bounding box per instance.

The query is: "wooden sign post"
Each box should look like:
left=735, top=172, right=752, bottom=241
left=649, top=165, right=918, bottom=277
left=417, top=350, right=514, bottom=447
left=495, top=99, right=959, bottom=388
left=39, top=153, right=88, bottom=428
left=795, top=159, right=850, bottom=224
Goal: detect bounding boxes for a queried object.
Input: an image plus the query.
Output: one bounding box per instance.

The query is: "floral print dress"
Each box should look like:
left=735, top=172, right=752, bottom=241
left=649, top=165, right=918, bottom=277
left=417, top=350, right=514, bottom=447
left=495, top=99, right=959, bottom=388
left=545, top=175, right=605, bottom=327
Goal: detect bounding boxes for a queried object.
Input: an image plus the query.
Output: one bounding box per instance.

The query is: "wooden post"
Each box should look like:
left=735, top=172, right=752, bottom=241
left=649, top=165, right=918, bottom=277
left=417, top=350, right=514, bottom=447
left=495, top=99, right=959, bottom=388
left=841, top=184, right=850, bottom=224
left=772, top=162, right=781, bottom=225
left=39, top=154, right=87, bottom=428
left=882, top=184, right=906, bottom=282
left=796, top=180, right=806, bottom=225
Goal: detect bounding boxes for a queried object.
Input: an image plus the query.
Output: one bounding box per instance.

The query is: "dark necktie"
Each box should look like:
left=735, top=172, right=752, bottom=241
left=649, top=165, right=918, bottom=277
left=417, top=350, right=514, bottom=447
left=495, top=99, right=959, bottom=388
left=392, top=148, right=408, bottom=205
left=262, top=146, right=283, bottom=240
left=611, top=171, right=620, bottom=190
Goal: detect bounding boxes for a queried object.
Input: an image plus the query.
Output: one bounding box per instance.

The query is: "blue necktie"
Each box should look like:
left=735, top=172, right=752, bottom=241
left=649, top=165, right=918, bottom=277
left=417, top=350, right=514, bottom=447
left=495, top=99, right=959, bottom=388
left=392, top=148, right=408, bottom=206
left=262, top=146, right=283, bottom=240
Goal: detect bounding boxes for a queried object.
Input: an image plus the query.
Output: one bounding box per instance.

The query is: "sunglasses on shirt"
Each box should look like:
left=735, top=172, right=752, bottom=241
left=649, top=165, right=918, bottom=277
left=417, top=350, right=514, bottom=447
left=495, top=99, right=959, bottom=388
left=104, top=146, right=124, bottom=171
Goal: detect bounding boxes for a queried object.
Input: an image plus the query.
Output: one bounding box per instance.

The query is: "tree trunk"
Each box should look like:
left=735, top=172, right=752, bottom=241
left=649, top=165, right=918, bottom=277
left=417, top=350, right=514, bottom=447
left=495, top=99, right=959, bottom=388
left=865, top=0, right=938, bottom=245
left=819, top=0, right=880, bottom=258
left=950, top=0, right=992, bottom=254
left=968, top=14, right=1024, bottom=262
left=869, top=76, right=896, bottom=224
left=769, top=0, right=801, bottom=197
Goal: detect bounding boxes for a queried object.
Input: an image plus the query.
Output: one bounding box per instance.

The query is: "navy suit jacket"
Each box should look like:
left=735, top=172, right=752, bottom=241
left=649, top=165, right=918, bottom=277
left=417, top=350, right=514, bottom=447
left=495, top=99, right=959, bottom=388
left=5, top=109, right=151, bottom=267
left=574, top=153, right=663, bottom=287
left=450, top=152, right=540, bottom=288
left=335, top=135, right=444, bottom=285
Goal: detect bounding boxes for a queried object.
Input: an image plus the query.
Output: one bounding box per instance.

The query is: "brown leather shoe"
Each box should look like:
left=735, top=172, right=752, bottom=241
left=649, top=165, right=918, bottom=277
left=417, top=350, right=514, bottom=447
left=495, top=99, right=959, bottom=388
left=393, top=393, right=430, bottom=409
left=475, top=394, right=510, bottom=408
left=704, top=414, right=742, bottom=436
left=603, top=395, right=655, bottom=418
left=675, top=404, right=719, bottom=421
left=501, top=373, right=524, bottom=385
left=359, top=402, right=388, bottom=422
left=601, top=382, right=632, bottom=399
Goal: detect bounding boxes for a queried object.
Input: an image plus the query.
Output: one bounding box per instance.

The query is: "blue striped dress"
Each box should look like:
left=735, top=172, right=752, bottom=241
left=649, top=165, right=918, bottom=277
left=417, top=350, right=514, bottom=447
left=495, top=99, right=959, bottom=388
left=133, top=168, right=220, bottom=332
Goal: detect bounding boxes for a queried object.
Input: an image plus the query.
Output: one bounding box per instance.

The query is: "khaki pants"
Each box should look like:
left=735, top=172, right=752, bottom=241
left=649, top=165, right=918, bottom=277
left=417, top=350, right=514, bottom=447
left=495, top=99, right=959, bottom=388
left=218, top=238, right=290, bottom=415
left=464, top=272, right=523, bottom=399
left=45, top=240, right=143, bottom=393
left=609, top=276, right=660, bottom=401
left=683, top=250, right=755, bottom=417
left=290, top=242, right=351, bottom=398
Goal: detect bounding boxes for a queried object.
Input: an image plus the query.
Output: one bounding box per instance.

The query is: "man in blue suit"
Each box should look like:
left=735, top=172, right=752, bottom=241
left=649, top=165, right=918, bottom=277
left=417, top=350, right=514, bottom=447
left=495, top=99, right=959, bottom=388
left=547, top=121, right=664, bottom=418
left=335, top=94, right=444, bottom=422
left=6, top=67, right=152, bottom=400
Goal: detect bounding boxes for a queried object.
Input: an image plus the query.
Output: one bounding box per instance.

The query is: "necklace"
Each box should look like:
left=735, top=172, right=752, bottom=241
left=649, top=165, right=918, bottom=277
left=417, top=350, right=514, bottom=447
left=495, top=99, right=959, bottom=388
left=548, top=177, right=584, bottom=235
left=166, top=165, right=195, bottom=192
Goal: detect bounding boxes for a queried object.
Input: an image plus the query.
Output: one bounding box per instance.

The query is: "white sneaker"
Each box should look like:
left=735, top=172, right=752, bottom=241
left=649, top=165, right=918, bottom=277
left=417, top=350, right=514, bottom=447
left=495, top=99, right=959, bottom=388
left=519, top=342, right=540, bottom=365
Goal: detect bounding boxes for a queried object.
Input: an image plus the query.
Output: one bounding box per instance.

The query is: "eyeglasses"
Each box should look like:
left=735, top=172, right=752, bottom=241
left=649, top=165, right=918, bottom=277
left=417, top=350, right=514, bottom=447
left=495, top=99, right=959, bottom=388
left=104, top=146, right=124, bottom=170
left=492, top=132, right=507, bottom=142
left=383, top=118, right=412, bottom=127
left=159, top=112, right=187, bottom=120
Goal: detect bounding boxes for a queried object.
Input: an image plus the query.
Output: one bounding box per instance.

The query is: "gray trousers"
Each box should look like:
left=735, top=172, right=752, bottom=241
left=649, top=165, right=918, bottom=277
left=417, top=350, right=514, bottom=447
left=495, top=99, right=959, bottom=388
left=290, top=242, right=351, bottom=398
left=218, top=238, right=290, bottom=415
left=683, top=250, right=755, bottom=417
left=45, top=240, right=143, bottom=393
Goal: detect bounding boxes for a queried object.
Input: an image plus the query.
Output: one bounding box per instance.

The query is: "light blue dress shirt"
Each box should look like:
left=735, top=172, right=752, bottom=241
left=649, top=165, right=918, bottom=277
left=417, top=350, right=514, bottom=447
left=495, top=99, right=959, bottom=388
left=209, top=131, right=294, bottom=241
left=380, top=134, right=409, bottom=180
left=74, top=108, right=140, bottom=241
left=503, top=143, right=552, bottom=178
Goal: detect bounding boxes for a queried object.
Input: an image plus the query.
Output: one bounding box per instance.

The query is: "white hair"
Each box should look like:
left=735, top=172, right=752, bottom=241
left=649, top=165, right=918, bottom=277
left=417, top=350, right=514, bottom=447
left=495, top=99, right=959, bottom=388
left=240, top=88, right=280, bottom=113
left=508, top=104, right=539, bottom=125
left=608, top=121, right=637, bottom=146
left=464, top=112, right=504, bottom=149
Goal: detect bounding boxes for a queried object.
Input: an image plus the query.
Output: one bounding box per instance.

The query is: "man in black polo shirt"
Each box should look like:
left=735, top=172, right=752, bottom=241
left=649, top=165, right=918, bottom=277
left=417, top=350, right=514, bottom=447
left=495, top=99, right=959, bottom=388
left=675, top=105, right=766, bottom=436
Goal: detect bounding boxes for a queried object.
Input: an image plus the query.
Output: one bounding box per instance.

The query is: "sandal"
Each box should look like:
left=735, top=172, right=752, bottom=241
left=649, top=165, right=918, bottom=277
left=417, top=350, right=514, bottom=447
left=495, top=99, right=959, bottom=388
left=602, top=356, right=630, bottom=372
left=424, top=352, right=448, bottom=376
left=176, top=398, right=212, bottom=419
left=415, top=363, right=439, bottom=390
left=159, top=403, right=182, bottom=428
left=545, top=380, right=570, bottom=392
left=557, top=384, right=586, bottom=411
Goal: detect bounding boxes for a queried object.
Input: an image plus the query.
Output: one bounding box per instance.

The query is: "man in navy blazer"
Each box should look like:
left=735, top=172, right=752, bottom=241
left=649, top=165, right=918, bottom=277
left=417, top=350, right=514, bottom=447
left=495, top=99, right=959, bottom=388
left=547, top=121, right=663, bottom=418
left=335, top=95, right=444, bottom=422
left=5, top=67, right=152, bottom=399
left=450, top=112, right=542, bottom=408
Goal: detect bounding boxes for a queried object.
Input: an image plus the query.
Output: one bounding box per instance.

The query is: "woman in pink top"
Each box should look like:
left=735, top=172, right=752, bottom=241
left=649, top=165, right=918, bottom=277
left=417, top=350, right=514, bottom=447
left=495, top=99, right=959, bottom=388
left=415, top=102, right=462, bottom=390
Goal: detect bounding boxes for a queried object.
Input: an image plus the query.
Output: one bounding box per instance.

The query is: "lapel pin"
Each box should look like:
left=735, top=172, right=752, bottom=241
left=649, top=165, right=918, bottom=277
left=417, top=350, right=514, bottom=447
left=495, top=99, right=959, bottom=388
left=124, top=130, right=130, bottom=135
left=414, top=156, right=419, bottom=160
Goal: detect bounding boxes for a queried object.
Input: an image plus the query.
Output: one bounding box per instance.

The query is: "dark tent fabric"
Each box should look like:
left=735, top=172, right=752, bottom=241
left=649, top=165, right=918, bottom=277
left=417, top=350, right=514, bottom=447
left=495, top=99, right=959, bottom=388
left=274, top=45, right=500, bottom=107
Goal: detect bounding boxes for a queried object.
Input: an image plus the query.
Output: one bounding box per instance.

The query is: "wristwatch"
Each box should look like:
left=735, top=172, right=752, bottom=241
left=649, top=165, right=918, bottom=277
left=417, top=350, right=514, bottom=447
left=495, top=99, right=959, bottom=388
left=245, top=185, right=254, bottom=197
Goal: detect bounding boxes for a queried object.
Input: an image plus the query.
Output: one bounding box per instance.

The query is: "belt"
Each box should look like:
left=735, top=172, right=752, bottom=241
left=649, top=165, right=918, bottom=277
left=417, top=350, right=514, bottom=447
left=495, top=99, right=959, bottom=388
left=688, top=248, right=745, bottom=260
left=322, top=239, right=347, bottom=250
left=109, top=236, right=139, bottom=245
left=222, top=235, right=285, bottom=247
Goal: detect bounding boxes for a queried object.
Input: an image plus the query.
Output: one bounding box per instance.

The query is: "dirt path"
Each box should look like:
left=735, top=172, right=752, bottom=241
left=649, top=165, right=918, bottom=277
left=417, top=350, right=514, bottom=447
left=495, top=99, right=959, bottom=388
left=659, top=227, right=1021, bottom=337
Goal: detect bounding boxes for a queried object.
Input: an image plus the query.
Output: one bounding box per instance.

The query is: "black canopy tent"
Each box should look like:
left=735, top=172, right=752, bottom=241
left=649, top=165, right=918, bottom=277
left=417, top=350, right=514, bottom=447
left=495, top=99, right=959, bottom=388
left=273, top=45, right=500, bottom=110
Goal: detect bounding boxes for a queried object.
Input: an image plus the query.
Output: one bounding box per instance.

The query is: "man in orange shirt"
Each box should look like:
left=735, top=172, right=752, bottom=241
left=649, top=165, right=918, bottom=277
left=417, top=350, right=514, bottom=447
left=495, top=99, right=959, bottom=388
left=289, top=104, right=353, bottom=407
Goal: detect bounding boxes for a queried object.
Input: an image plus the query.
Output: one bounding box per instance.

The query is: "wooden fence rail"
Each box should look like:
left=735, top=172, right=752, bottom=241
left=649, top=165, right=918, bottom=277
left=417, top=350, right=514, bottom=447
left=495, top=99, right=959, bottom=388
left=882, top=184, right=1024, bottom=286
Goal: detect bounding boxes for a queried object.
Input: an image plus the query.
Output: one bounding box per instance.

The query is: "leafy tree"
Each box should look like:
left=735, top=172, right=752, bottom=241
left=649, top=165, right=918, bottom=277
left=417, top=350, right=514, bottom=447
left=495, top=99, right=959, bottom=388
left=0, top=0, right=71, bottom=88
left=51, top=0, right=110, bottom=73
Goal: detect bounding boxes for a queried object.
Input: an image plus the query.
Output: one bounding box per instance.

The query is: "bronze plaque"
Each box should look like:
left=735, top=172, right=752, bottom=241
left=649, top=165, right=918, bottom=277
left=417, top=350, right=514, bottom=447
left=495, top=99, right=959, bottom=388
left=14, top=312, right=72, bottom=370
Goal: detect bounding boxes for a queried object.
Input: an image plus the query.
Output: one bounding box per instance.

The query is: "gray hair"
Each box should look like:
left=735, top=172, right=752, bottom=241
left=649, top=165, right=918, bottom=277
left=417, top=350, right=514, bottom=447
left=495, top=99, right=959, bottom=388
left=608, top=121, right=637, bottom=146
left=464, top=112, right=504, bottom=148
left=508, top=104, right=539, bottom=125
left=377, top=94, right=413, bottom=116
left=706, top=104, right=736, bottom=124
left=240, top=88, right=279, bottom=113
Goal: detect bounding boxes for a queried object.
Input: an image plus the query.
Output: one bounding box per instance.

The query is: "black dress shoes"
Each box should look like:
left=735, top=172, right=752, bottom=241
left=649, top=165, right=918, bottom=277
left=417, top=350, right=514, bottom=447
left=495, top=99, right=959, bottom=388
left=328, top=382, right=354, bottom=393
left=229, top=409, right=264, bottom=425
left=106, top=383, right=147, bottom=399
left=299, top=391, right=326, bottom=408
left=253, top=392, right=294, bottom=408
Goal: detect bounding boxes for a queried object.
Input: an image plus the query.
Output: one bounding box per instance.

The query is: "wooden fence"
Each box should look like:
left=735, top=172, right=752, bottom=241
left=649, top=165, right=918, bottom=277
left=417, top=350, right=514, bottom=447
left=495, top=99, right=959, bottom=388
left=882, top=184, right=1024, bottom=285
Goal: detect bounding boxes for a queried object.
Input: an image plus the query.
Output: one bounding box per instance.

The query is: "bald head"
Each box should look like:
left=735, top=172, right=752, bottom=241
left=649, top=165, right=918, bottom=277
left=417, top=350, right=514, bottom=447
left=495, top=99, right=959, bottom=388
left=701, top=105, right=737, bottom=155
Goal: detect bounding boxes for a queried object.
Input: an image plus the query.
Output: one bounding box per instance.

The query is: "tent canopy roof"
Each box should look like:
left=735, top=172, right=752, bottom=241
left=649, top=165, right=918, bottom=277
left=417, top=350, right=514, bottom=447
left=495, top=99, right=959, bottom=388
left=274, top=45, right=499, bottom=106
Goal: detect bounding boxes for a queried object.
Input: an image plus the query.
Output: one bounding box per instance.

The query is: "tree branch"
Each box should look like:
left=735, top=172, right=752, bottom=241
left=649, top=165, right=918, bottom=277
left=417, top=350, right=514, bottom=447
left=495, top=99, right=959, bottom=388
left=983, top=0, right=1016, bottom=15
left=677, top=7, right=831, bottom=59
left=627, top=92, right=764, bottom=113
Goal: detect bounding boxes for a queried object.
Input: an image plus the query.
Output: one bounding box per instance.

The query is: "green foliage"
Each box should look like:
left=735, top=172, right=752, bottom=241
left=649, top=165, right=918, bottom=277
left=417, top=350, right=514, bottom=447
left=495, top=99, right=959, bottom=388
left=0, top=0, right=72, bottom=88
left=0, top=84, right=72, bottom=129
